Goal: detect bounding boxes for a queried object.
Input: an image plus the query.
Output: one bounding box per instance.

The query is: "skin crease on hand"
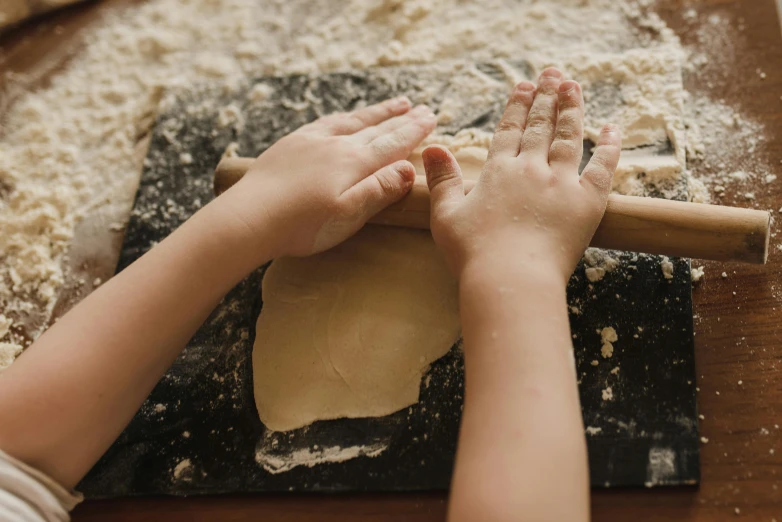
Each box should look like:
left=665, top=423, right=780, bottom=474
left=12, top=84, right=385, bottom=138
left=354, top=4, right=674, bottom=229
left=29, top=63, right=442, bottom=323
left=423, top=68, right=621, bottom=522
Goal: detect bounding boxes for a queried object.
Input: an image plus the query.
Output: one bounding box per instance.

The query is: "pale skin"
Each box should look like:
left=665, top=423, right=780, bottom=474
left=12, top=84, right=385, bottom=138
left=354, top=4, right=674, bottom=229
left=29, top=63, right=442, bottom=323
left=0, top=67, right=620, bottom=520
left=424, top=68, right=621, bottom=522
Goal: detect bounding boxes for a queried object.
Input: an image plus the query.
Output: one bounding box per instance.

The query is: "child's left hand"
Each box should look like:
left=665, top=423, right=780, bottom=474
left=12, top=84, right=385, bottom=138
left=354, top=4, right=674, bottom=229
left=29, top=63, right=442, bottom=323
left=221, top=97, right=437, bottom=259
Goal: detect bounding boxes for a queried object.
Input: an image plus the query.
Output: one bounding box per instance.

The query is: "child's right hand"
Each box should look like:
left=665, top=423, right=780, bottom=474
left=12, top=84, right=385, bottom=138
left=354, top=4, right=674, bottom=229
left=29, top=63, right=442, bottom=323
left=422, top=68, right=621, bottom=284
left=221, top=97, right=436, bottom=262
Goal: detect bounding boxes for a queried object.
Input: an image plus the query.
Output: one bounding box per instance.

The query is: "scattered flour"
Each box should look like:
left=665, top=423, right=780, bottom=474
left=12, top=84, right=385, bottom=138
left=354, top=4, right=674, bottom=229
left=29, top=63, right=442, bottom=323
left=602, top=386, right=614, bottom=401
left=0, top=314, right=11, bottom=339
left=0, top=342, right=22, bottom=371
left=645, top=446, right=676, bottom=486
left=583, top=248, right=620, bottom=283
left=255, top=442, right=387, bottom=474
left=216, top=103, right=245, bottom=132
left=691, top=266, right=705, bottom=282
left=172, top=458, right=193, bottom=481
left=247, top=83, right=275, bottom=102
left=585, top=426, right=602, bottom=435
left=600, top=326, right=618, bottom=359
left=0, top=312, right=20, bottom=371
left=661, top=256, right=674, bottom=279
left=0, top=0, right=770, bottom=370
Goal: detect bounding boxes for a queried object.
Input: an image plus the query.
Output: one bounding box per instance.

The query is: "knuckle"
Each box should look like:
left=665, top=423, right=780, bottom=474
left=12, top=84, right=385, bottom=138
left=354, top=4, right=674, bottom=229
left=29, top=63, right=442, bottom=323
left=558, top=95, right=582, bottom=110
left=376, top=171, right=401, bottom=196
left=508, top=89, right=533, bottom=106
left=549, top=140, right=579, bottom=162
left=347, top=113, right=365, bottom=125
left=495, top=119, right=524, bottom=133
left=325, top=112, right=347, bottom=123
left=555, top=112, right=582, bottom=136
left=526, top=111, right=555, bottom=131
left=591, top=148, right=620, bottom=170
left=429, top=170, right=458, bottom=188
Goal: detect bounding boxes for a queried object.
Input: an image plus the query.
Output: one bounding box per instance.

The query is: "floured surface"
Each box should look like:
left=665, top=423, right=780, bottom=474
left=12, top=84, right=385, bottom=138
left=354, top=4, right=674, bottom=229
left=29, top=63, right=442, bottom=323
left=77, top=56, right=699, bottom=495
left=256, top=442, right=387, bottom=474
left=1, top=0, right=770, bottom=368
left=253, top=226, right=460, bottom=432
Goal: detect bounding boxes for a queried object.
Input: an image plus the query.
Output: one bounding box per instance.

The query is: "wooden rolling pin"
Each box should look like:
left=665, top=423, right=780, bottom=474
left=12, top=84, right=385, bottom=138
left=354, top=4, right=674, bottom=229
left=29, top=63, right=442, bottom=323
left=215, top=157, right=770, bottom=264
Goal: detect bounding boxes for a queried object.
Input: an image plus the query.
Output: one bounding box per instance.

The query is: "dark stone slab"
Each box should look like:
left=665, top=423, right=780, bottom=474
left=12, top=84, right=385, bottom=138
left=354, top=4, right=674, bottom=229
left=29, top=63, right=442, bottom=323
left=79, top=60, right=698, bottom=498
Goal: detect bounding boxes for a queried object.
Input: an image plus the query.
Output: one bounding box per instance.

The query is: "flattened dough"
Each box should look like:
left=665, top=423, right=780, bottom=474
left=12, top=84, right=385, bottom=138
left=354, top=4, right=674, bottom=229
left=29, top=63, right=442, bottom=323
left=252, top=135, right=487, bottom=432
left=253, top=226, right=460, bottom=432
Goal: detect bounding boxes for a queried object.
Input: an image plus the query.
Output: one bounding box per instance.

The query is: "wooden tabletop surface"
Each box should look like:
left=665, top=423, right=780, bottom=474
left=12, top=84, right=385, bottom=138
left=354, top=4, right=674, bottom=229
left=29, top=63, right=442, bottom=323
left=2, top=0, right=781, bottom=520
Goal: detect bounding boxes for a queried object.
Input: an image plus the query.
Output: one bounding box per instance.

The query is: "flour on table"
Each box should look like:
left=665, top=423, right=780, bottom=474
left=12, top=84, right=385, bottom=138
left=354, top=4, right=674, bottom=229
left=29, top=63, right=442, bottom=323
left=255, top=442, right=387, bottom=474
left=691, top=266, right=705, bottom=282
left=583, top=248, right=620, bottom=283
left=600, top=326, right=618, bottom=359
left=0, top=314, right=12, bottom=339
left=172, top=458, right=193, bottom=481
left=661, top=256, right=674, bottom=279
left=0, top=0, right=769, bottom=369
left=216, top=104, right=245, bottom=132
left=0, top=314, right=21, bottom=371
left=0, top=342, right=23, bottom=371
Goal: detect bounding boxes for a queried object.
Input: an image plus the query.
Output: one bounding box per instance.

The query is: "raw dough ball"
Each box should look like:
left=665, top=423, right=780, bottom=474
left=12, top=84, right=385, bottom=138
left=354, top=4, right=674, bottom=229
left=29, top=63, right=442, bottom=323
left=252, top=225, right=460, bottom=432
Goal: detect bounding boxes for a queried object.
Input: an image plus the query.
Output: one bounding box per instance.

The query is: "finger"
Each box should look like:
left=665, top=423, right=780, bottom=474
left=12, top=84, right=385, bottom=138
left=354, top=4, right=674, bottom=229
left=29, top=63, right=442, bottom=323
left=340, top=160, right=416, bottom=220
left=519, top=67, right=564, bottom=159
left=549, top=80, right=584, bottom=170
left=422, top=145, right=465, bottom=219
left=488, top=81, right=536, bottom=159
left=364, top=108, right=437, bottom=171
left=352, top=104, right=432, bottom=143
left=309, top=96, right=412, bottom=135
left=580, top=124, right=622, bottom=200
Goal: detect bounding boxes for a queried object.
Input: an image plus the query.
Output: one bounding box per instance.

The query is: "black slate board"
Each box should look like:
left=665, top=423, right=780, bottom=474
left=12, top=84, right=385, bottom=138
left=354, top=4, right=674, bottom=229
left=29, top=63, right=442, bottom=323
left=79, top=60, right=699, bottom=497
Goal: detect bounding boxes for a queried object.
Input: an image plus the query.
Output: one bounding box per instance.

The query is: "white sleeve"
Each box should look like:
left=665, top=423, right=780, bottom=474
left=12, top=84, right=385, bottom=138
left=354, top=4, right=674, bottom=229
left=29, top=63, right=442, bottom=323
left=0, top=449, right=82, bottom=522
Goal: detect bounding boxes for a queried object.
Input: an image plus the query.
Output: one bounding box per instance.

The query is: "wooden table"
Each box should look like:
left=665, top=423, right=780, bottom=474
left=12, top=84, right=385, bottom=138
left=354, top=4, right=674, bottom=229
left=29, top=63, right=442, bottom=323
left=1, top=0, right=781, bottom=519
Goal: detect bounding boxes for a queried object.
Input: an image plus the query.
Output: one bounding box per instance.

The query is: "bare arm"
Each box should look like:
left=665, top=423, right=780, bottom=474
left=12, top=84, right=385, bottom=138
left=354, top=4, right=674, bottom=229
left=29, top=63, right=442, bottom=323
left=0, top=96, right=436, bottom=489
left=423, top=69, right=621, bottom=522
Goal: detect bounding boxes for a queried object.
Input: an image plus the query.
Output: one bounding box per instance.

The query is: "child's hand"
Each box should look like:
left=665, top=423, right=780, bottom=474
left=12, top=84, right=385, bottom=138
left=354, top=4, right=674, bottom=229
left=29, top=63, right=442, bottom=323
left=422, top=68, right=621, bottom=283
left=224, top=97, right=436, bottom=258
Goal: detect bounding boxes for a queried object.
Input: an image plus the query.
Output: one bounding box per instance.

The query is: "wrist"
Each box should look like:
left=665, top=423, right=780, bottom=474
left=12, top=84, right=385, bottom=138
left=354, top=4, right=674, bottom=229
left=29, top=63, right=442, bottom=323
left=458, top=252, right=569, bottom=295
left=195, top=193, right=277, bottom=270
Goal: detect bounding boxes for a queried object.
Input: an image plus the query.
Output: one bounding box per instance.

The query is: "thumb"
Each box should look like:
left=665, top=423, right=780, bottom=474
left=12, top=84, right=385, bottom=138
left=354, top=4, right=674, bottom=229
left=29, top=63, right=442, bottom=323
left=343, top=159, right=416, bottom=220
left=580, top=124, right=621, bottom=201
left=422, top=145, right=464, bottom=218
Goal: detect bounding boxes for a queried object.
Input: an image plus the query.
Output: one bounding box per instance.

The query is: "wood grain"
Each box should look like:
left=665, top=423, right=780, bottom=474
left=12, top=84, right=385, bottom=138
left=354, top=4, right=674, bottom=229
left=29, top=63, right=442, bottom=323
left=0, top=0, right=91, bottom=32
left=2, top=0, right=781, bottom=520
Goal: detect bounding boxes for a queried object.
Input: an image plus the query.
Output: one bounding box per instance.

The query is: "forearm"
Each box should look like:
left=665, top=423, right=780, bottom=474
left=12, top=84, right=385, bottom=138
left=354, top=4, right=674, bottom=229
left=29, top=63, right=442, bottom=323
left=449, top=256, right=588, bottom=522
left=0, top=195, right=269, bottom=488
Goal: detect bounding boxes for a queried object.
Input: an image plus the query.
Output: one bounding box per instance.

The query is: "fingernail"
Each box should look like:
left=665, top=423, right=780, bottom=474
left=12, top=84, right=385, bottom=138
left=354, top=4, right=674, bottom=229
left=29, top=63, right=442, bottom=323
left=411, top=104, right=432, bottom=115
left=390, top=95, right=411, bottom=108
left=540, top=67, right=562, bottom=79
left=515, top=81, right=535, bottom=92
left=602, top=123, right=619, bottom=135
left=559, top=80, right=578, bottom=95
